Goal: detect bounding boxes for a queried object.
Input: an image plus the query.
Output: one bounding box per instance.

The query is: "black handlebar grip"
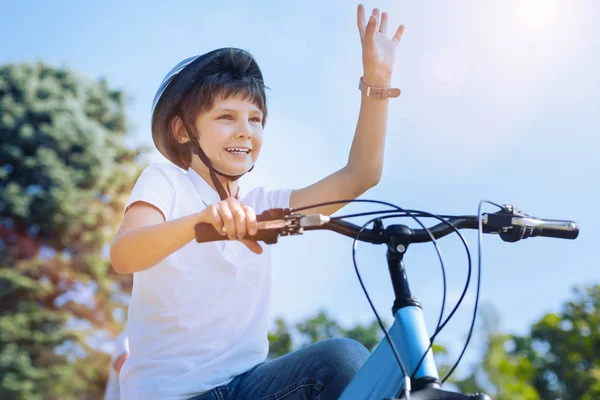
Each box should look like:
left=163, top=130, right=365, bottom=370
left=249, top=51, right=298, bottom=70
left=194, top=208, right=289, bottom=244
left=531, top=219, right=579, bottom=240
left=194, top=223, right=281, bottom=244
left=194, top=223, right=228, bottom=243
left=500, top=217, right=579, bottom=242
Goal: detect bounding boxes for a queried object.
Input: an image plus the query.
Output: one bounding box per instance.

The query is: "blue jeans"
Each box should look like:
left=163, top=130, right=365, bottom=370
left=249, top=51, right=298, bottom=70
left=189, top=338, right=370, bottom=400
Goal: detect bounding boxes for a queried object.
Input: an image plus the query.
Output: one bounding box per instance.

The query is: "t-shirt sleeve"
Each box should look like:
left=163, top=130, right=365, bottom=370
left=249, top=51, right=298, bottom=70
left=124, top=164, right=176, bottom=221
left=265, top=188, right=293, bottom=210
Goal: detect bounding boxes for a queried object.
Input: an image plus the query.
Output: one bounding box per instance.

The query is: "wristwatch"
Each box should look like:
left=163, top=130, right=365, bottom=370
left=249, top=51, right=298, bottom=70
left=358, top=77, right=401, bottom=99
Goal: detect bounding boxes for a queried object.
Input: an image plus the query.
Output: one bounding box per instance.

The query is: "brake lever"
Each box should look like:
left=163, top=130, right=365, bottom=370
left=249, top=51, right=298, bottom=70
left=255, top=209, right=331, bottom=238
left=484, top=204, right=538, bottom=242
left=481, top=204, right=525, bottom=237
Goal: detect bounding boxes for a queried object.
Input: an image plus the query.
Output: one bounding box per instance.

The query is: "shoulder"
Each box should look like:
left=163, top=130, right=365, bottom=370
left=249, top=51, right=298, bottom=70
left=135, top=163, right=188, bottom=189
left=126, top=163, right=189, bottom=219
left=141, top=162, right=185, bottom=180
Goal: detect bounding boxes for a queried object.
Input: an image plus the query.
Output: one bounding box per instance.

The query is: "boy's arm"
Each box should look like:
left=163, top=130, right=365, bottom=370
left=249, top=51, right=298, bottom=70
left=290, top=5, right=404, bottom=215
left=110, top=198, right=263, bottom=274
left=290, top=92, right=390, bottom=215
left=109, top=202, right=203, bottom=274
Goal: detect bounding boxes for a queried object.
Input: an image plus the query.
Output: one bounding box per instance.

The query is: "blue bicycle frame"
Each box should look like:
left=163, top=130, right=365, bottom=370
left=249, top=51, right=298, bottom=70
left=338, top=224, right=441, bottom=400
left=339, top=306, right=439, bottom=399
left=335, top=222, right=491, bottom=400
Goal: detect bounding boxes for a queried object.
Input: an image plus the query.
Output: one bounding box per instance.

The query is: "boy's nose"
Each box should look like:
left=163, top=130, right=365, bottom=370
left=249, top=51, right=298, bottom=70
left=236, top=121, right=253, bottom=138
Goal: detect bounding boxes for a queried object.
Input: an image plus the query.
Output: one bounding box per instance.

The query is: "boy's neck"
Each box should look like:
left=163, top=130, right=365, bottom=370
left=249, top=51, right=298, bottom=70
left=190, top=164, right=239, bottom=200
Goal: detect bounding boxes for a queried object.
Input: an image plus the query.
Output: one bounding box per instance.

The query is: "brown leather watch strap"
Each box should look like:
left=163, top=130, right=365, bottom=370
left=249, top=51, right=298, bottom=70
left=358, top=77, right=401, bottom=99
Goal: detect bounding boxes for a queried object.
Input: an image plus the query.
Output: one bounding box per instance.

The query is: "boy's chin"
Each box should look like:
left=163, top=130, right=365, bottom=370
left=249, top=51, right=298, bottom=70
left=216, top=163, right=253, bottom=176
left=210, top=152, right=256, bottom=176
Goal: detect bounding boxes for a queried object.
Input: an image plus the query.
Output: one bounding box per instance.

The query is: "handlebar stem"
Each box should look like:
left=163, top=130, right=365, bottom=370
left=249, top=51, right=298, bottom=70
left=385, top=224, right=422, bottom=313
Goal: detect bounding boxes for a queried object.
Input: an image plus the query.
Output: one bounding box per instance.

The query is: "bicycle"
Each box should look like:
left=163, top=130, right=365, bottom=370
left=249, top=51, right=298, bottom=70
left=194, top=199, right=579, bottom=400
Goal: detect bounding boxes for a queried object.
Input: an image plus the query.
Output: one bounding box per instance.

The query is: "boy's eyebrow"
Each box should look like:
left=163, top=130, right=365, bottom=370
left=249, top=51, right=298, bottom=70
left=213, top=107, right=263, bottom=115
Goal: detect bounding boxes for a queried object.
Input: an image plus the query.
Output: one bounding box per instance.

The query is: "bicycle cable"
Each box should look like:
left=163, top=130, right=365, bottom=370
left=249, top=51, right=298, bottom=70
left=441, top=200, right=502, bottom=382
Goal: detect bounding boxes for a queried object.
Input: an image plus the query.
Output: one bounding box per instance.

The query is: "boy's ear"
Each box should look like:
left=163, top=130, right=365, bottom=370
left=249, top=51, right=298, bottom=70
left=170, top=116, right=191, bottom=144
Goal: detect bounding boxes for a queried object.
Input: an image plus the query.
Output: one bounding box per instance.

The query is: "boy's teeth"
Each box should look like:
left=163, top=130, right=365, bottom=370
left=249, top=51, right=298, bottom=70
left=226, top=148, right=250, bottom=154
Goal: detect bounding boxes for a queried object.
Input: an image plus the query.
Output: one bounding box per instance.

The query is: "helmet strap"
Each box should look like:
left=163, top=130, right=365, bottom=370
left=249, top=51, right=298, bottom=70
left=189, top=140, right=254, bottom=201
left=190, top=141, right=230, bottom=200
left=181, top=115, right=254, bottom=200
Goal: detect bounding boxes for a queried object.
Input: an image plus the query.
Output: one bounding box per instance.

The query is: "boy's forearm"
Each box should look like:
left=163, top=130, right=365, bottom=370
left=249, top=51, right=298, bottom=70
left=346, top=76, right=392, bottom=187
left=110, top=213, right=202, bottom=274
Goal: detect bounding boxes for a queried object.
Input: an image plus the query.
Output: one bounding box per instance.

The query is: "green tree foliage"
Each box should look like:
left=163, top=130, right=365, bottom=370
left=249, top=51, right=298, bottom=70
left=514, top=285, right=600, bottom=400
left=295, top=310, right=345, bottom=347
left=294, top=310, right=390, bottom=351
left=269, top=309, right=448, bottom=360
left=343, top=319, right=383, bottom=352
left=268, top=309, right=383, bottom=359
left=451, top=304, right=540, bottom=399
left=453, top=287, right=600, bottom=400
left=267, top=317, right=293, bottom=359
left=0, top=62, right=143, bottom=399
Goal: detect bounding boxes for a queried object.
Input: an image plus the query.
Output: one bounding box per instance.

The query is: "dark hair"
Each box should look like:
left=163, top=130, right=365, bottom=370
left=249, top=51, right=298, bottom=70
left=165, top=66, right=268, bottom=170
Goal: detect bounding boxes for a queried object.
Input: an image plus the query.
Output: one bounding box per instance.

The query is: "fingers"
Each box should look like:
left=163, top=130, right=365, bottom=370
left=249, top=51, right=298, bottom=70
left=372, top=8, right=380, bottom=22
left=358, top=5, right=404, bottom=46
left=392, top=24, right=405, bottom=44
left=218, top=198, right=244, bottom=239
left=244, top=205, right=258, bottom=237
left=240, top=239, right=263, bottom=255
left=228, top=198, right=248, bottom=239
left=207, top=204, right=226, bottom=235
left=358, top=6, right=380, bottom=42
left=213, top=198, right=257, bottom=240
left=357, top=4, right=366, bottom=42
left=380, top=12, right=388, bottom=34
left=206, top=199, right=261, bottom=252
left=364, top=8, right=378, bottom=45
left=217, top=201, right=236, bottom=239
left=365, top=14, right=376, bottom=41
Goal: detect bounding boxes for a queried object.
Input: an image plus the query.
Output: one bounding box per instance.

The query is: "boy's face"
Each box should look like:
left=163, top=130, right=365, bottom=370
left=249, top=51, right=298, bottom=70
left=195, top=95, right=264, bottom=176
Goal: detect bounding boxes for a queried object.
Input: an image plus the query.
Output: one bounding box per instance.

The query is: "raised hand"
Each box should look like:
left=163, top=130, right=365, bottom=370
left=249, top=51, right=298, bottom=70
left=356, top=4, right=405, bottom=86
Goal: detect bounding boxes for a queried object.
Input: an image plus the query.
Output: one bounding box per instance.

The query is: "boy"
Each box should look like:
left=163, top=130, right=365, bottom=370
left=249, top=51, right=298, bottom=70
left=110, top=5, right=404, bottom=399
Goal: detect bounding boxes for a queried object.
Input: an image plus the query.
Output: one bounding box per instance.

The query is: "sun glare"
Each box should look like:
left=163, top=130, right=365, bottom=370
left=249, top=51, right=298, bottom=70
left=515, top=0, right=559, bottom=29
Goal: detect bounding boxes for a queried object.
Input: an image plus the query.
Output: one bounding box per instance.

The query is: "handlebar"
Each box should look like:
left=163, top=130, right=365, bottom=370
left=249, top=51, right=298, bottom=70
left=194, top=204, right=579, bottom=245
left=194, top=203, right=578, bottom=400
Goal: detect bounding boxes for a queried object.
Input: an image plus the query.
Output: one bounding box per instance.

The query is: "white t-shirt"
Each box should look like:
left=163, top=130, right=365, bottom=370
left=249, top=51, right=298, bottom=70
left=104, top=332, right=129, bottom=400
left=119, top=163, right=292, bottom=400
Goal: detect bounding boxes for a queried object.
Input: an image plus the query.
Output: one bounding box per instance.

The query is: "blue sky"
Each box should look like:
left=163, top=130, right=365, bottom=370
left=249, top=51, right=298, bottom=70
left=3, top=0, right=598, bottom=373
